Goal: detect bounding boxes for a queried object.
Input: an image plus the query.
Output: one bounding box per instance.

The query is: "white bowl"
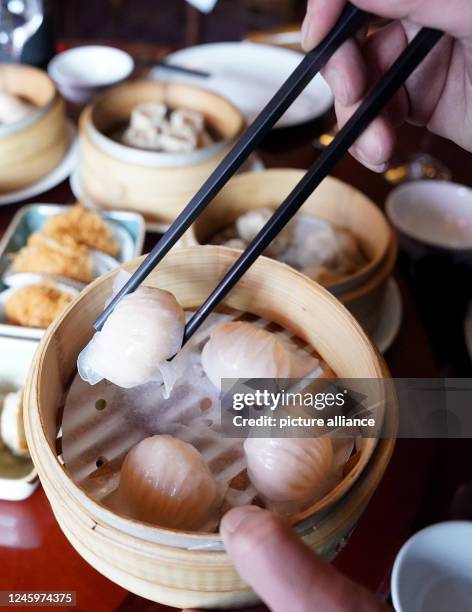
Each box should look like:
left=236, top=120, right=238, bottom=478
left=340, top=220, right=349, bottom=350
left=386, top=180, right=472, bottom=250
left=391, top=521, right=472, bottom=612
left=48, top=46, right=134, bottom=105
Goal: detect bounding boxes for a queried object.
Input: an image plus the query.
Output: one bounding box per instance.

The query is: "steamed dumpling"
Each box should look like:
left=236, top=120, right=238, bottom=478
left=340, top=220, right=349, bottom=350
left=78, top=286, right=185, bottom=388
left=118, top=435, right=217, bottom=530
left=201, top=321, right=292, bottom=389
left=235, top=208, right=292, bottom=257
left=244, top=436, right=334, bottom=505
left=294, top=225, right=365, bottom=271
left=0, top=92, right=35, bottom=125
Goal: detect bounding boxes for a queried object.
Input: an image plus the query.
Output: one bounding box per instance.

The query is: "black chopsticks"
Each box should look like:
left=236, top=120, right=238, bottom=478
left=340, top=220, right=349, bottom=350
left=94, top=2, right=367, bottom=332
left=183, top=26, right=443, bottom=342
left=94, top=6, right=443, bottom=342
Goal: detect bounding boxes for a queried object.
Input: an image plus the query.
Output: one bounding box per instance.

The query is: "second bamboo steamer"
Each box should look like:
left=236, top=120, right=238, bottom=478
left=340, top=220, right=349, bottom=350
left=78, top=80, right=245, bottom=223
left=182, top=169, right=396, bottom=333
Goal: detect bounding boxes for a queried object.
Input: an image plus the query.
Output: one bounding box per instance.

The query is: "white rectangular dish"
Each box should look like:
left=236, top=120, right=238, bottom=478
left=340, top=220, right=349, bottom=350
left=0, top=203, right=146, bottom=340
left=0, top=336, right=39, bottom=500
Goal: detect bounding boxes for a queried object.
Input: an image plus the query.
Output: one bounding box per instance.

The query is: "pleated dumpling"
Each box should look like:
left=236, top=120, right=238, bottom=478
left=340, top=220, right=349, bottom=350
left=78, top=286, right=185, bottom=389
left=118, top=435, right=217, bottom=530
left=244, top=436, right=334, bottom=505
left=201, top=321, right=293, bottom=389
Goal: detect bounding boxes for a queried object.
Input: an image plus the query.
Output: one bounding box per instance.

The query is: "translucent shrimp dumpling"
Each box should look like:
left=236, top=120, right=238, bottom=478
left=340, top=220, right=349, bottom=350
left=78, top=286, right=185, bottom=389
left=201, top=321, right=293, bottom=389
left=244, top=436, right=334, bottom=506
left=118, top=435, right=217, bottom=530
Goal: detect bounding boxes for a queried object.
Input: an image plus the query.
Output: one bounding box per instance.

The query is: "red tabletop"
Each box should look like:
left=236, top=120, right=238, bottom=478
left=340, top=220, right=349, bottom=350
left=1, top=62, right=471, bottom=609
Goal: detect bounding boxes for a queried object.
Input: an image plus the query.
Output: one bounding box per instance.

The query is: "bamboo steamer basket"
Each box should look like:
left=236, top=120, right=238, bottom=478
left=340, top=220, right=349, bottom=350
left=24, top=246, right=397, bottom=609
left=182, top=170, right=396, bottom=333
left=0, top=63, right=68, bottom=192
left=78, top=80, right=245, bottom=222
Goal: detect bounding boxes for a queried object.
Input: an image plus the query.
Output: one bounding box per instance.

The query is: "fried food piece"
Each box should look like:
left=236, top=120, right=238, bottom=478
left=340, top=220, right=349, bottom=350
left=43, top=204, right=119, bottom=257
left=5, top=283, right=74, bottom=329
left=12, top=232, right=93, bottom=283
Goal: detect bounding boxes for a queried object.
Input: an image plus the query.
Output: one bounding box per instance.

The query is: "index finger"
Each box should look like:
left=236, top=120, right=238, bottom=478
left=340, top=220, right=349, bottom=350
left=302, top=0, right=348, bottom=51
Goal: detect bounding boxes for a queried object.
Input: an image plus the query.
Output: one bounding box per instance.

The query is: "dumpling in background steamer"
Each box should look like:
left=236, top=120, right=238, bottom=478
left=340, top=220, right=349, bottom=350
left=0, top=92, right=35, bottom=125
left=294, top=225, right=340, bottom=269
left=235, top=208, right=293, bottom=257
left=130, top=102, right=167, bottom=131
left=201, top=321, right=293, bottom=389
left=121, top=102, right=212, bottom=153
left=118, top=435, right=217, bottom=530
left=294, top=225, right=365, bottom=272
left=244, top=436, right=334, bottom=506
left=78, top=286, right=185, bottom=389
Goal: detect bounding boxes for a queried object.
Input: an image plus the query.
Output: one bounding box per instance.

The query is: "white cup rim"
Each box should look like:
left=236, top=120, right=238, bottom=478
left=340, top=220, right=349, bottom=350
left=391, top=520, right=472, bottom=612
left=48, top=45, right=134, bottom=89
left=386, top=180, right=472, bottom=251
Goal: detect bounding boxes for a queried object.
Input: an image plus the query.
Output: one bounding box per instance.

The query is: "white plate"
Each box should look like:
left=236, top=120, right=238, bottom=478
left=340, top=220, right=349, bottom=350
left=371, top=278, right=402, bottom=354
left=0, top=121, right=79, bottom=206
left=0, top=282, right=79, bottom=341
left=70, top=153, right=265, bottom=233
left=151, top=42, right=333, bottom=128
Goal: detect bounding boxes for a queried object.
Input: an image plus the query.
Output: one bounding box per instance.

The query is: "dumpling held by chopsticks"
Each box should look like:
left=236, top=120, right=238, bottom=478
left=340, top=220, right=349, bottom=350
left=78, top=285, right=185, bottom=391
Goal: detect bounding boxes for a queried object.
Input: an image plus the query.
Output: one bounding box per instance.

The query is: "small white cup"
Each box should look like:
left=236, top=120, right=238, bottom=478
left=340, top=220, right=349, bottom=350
left=391, top=521, right=472, bottom=612
left=386, top=180, right=472, bottom=250
left=48, top=45, right=134, bottom=105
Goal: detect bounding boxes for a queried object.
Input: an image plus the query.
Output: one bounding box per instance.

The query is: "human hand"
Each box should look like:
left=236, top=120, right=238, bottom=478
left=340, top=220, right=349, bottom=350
left=301, top=0, right=472, bottom=171
left=184, top=505, right=389, bottom=612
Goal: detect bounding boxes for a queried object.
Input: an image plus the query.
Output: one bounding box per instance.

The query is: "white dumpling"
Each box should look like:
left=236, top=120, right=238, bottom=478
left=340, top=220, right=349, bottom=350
left=0, top=92, right=35, bottom=125
left=122, top=126, right=162, bottom=150
left=78, top=286, right=185, bottom=389
left=0, top=390, right=28, bottom=457
left=130, top=102, right=167, bottom=131
left=244, top=436, right=334, bottom=505
left=158, top=130, right=197, bottom=153
left=295, top=225, right=340, bottom=269
left=201, top=321, right=292, bottom=389
left=170, top=108, right=204, bottom=137
left=235, top=208, right=292, bottom=257
left=118, top=435, right=217, bottom=530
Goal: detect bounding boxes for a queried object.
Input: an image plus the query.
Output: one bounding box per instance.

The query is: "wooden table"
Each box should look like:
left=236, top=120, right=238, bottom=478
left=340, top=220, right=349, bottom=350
left=1, top=88, right=471, bottom=610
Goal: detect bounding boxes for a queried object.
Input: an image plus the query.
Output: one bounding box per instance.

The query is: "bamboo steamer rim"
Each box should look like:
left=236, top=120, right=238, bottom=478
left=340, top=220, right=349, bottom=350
left=185, top=169, right=393, bottom=293
left=25, top=246, right=393, bottom=546
left=81, top=79, right=245, bottom=167
left=0, top=63, right=59, bottom=137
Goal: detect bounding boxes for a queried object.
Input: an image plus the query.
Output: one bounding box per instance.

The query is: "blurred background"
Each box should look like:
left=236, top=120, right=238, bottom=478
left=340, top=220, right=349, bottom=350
left=9, top=0, right=309, bottom=66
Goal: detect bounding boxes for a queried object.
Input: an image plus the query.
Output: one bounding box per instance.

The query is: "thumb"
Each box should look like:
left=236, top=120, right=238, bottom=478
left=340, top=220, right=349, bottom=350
left=220, top=506, right=389, bottom=612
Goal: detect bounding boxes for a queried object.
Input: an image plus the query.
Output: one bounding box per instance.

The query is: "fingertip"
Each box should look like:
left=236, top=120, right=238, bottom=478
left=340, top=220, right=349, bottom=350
left=220, top=505, right=264, bottom=541
left=352, top=117, right=395, bottom=168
